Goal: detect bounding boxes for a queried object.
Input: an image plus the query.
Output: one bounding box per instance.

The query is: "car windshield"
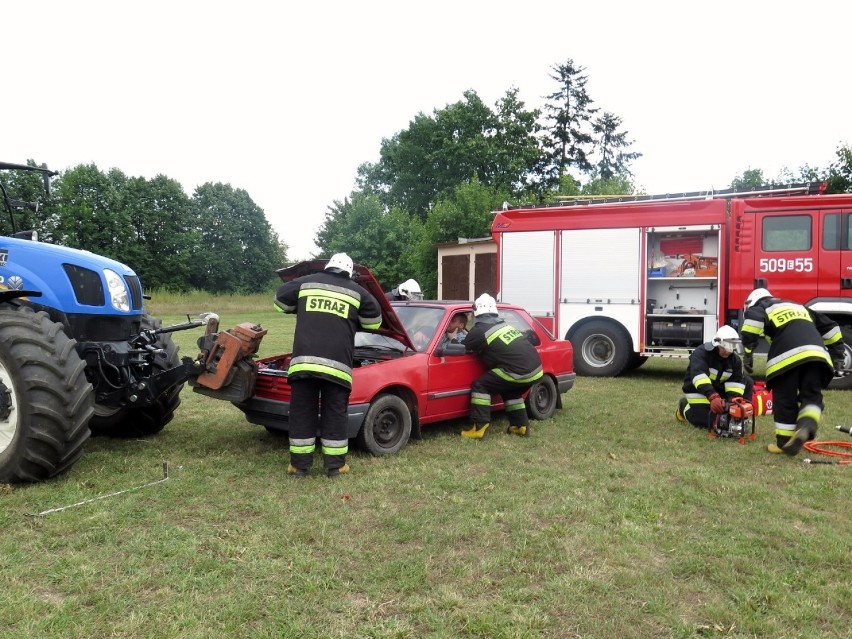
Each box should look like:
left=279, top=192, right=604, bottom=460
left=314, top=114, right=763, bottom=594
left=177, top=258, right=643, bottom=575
left=394, top=305, right=448, bottom=352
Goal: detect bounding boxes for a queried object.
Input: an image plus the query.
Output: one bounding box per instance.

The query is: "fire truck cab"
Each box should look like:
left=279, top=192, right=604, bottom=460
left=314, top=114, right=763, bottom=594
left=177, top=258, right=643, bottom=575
left=492, top=185, right=852, bottom=389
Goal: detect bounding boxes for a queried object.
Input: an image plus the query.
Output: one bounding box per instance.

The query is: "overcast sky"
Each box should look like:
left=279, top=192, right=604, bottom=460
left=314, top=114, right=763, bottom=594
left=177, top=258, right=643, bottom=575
left=6, top=1, right=851, bottom=260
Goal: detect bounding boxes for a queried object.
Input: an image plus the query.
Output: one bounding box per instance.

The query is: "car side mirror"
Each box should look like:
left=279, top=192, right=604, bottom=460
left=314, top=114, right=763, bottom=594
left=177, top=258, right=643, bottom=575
left=435, top=342, right=467, bottom=357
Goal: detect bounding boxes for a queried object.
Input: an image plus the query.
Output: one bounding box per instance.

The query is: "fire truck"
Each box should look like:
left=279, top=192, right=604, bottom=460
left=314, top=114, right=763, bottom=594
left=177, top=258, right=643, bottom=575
left=491, top=184, right=852, bottom=389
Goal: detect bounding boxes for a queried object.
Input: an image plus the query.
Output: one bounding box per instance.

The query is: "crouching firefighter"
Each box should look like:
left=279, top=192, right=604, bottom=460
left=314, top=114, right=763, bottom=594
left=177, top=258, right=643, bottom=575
left=740, top=288, right=845, bottom=456
left=676, top=325, right=754, bottom=429
left=461, top=294, right=543, bottom=439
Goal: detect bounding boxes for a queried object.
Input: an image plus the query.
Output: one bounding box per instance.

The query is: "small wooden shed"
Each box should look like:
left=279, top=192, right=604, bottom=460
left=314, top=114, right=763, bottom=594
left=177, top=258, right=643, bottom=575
left=436, top=237, right=497, bottom=301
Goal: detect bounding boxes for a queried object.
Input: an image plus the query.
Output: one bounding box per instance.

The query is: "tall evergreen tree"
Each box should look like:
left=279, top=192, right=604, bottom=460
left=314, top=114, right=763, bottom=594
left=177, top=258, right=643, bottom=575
left=542, top=59, right=598, bottom=177
left=592, top=111, right=641, bottom=179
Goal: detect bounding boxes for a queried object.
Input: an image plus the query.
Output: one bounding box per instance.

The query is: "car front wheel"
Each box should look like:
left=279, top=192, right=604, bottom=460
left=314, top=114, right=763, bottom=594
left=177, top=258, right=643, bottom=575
left=356, top=394, right=412, bottom=455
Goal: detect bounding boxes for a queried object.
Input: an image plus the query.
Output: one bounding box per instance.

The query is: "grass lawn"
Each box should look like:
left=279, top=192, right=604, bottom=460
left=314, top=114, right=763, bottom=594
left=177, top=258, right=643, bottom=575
left=2, top=295, right=850, bottom=638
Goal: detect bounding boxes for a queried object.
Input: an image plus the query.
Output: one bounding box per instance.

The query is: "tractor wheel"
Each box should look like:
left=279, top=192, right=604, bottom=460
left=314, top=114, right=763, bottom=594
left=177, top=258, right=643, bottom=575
left=0, top=305, right=94, bottom=483
left=571, top=320, right=631, bottom=377
left=89, top=314, right=183, bottom=437
left=356, top=394, right=412, bottom=456
left=828, top=326, right=852, bottom=390
left=526, top=375, right=559, bottom=420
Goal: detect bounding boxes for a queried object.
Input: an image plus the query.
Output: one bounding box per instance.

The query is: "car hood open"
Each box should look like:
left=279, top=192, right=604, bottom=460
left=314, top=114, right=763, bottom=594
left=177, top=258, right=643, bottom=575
left=275, top=260, right=415, bottom=350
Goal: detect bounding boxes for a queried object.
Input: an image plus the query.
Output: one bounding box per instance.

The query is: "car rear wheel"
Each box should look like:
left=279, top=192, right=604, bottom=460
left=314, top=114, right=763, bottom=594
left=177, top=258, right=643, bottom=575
left=356, top=394, right=412, bottom=455
left=526, top=376, right=558, bottom=420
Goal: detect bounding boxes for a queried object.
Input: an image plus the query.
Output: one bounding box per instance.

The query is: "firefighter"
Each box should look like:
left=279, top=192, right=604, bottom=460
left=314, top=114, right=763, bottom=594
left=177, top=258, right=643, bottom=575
left=461, top=294, right=543, bottom=438
left=740, top=288, right=845, bottom=455
left=386, top=278, right=423, bottom=301
left=676, top=325, right=753, bottom=429
left=275, top=253, right=382, bottom=477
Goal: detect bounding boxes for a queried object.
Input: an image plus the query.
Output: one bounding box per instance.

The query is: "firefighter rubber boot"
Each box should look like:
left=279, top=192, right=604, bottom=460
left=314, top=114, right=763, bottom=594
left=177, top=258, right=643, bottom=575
left=675, top=397, right=688, bottom=423
left=783, top=417, right=817, bottom=457
left=507, top=424, right=530, bottom=437
left=461, top=423, right=490, bottom=439
left=288, top=464, right=308, bottom=479
left=327, top=464, right=350, bottom=479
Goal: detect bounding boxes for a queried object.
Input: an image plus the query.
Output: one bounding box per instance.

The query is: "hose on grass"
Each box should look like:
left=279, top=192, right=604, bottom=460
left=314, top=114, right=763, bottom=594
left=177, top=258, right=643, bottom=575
left=802, top=427, right=852, bottom=464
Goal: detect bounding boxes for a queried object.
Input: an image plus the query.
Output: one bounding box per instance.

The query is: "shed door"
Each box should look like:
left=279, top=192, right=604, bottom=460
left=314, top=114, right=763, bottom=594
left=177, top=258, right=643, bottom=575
left=441, top=254, right=469, bottom=300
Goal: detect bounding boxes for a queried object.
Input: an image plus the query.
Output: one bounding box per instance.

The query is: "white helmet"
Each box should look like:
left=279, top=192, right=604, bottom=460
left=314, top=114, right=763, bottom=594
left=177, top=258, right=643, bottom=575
left=398, top=278, right=423, bottom=300
left=473, top=293, right=498, bottom=317
left=713, top=325, right=742, bottom=354
left=325, top=253, right=353, bottom=277
left=744, top=288, right=772, bottom=309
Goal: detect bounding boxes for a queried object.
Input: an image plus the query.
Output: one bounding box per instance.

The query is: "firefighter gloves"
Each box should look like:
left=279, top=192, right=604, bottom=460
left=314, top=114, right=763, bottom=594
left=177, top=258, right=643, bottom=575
left=709, top=393, right=726, bottom=415
left=742, top=353, right=754, bottom=375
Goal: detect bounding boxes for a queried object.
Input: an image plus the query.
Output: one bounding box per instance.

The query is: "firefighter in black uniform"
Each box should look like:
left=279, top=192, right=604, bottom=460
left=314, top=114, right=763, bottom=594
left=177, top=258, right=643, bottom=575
left=275, top=253, right=382, bottom=477
left=676, top=325, right=753, bottom=428
left=385, top=278, right=422, bottom=301
left=740, top=288, right=845, bottom=455
left=462, top=294, right=543, bottom=439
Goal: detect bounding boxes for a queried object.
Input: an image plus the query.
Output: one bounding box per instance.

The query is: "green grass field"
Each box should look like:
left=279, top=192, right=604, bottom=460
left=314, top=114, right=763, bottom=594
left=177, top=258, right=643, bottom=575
left=2, top=295, right=850, bottom=638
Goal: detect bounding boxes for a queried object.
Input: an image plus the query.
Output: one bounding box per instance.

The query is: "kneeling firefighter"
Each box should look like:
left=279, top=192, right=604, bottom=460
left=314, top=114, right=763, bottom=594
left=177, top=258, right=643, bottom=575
left=676, top=325, right=754, bottom=428
left=461, top=294, right=543, bottom=439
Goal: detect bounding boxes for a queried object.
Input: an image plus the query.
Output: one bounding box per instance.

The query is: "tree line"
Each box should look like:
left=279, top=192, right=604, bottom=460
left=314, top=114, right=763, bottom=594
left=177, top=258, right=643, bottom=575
left=1, top=163, right=286, bottom=293
left=315, top=57, right=852, bottom=296
left=4, top=57, right=851, bottom=296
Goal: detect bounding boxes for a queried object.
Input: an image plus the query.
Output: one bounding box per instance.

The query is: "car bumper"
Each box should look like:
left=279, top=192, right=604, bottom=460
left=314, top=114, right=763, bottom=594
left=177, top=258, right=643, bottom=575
left=235, top=397, right=370, bottom=438
left=556, top=372, right=576, bottom=394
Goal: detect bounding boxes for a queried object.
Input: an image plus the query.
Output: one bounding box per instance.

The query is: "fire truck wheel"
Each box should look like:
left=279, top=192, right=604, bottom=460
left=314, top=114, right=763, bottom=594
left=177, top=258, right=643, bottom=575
left=571, top=320, right=631, bottom=377
left=526, top=375, right=558, bottom=420
left=357, top=394, right=412, bottom=456
left=627, top=353, right=649, bottom=370
left=828, top=326, right=852, bottom=390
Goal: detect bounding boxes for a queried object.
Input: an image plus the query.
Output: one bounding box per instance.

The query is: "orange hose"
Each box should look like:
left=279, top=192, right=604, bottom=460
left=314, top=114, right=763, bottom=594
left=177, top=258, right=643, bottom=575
left=803, top=440, right=852, bottom=464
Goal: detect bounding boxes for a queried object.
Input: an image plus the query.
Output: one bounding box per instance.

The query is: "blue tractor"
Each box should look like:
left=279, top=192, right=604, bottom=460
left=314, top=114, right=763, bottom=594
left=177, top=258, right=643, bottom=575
left=0, top=161, right=260, bottom=483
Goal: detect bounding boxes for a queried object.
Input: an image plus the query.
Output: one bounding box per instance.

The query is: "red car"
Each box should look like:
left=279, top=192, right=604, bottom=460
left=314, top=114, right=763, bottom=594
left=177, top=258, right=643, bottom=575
left=234, top=261, right=576, bottom=455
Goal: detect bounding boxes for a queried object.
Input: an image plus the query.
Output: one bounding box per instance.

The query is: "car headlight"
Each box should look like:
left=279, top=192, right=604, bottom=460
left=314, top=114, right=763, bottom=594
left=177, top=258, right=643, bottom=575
left=103, top=268, right=130, bottom=312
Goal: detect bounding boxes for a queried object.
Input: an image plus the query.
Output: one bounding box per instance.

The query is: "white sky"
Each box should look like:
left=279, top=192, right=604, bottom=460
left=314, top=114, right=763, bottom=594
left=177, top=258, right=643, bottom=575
left=5, top=1, right=851, bottom=260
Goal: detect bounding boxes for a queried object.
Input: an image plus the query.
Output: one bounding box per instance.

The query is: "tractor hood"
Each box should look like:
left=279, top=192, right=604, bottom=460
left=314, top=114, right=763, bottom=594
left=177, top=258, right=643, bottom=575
left=275, top=260, right=414, bottom=350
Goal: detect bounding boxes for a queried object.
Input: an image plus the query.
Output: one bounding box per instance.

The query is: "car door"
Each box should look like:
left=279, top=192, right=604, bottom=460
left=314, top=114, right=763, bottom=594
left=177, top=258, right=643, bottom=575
left=424, top=311, right=484, bottom=421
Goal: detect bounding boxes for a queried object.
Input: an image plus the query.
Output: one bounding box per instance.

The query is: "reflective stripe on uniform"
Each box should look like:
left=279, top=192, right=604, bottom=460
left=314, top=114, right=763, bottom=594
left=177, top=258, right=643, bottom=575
left=471, top=392, right=491, bottom=406
left=692, top=373, right=712, bottom=390
left=321, top=438, right=348, bottom=456
left=289, top=437, right=316, bottom=454
left=742, top=318, right=764, bottom=336
left=774, top=422, right=796, bottom=438
left=359, top=313, right=382, bottom=330
left=505, top=397, right=526, bottom=413
left=765, top=344, right=832, bottom=377
left=493, top=366, right=543, bottom=384
left=797, top=403, right=822, bottom=423
left=724, top=381, right=745, bottom=396
left=822, top=326, right=843, bottom=346
left=685, top=392, right=709, bottom=405
left=288, top=355, right=353, bottom=384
